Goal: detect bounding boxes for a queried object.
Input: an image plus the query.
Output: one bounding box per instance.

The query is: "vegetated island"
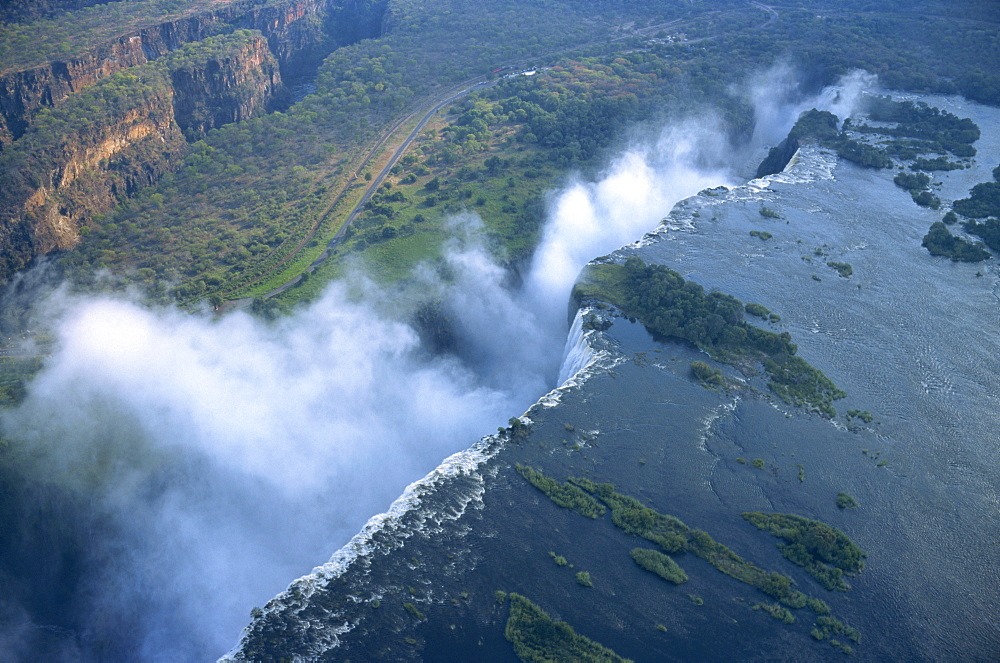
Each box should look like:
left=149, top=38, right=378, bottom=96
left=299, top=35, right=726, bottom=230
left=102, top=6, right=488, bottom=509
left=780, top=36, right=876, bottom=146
left=826, top=261, right=853, bottom=278
left=690, top=360, right=725, bottom=387
left=505, top=593, right=632, bottom=663
left=838, top=98, right=993, bottom=262
left=515, top=464, right=606, bottom=518
left=631, top=548, right=688, bottom=585
left=515, top=467, right=861, bottom=653
left=573, top=257, right=845, bottom=417
left=758, top=102, right=986, bottom=268
left=756, top=109, right=890, bottom=177
left=836, top=492, right=859, bottom=509
left=853, top=96, right=979, bottom=161
left=952, top=164, right=1000, bottom=250
left=742, top=512, right=866, bottom=592
left=922, top=222, right=990, bottom=262
left=953, top=164, right=1000, bottom=219
left=760, top=97, right=981, bottom=179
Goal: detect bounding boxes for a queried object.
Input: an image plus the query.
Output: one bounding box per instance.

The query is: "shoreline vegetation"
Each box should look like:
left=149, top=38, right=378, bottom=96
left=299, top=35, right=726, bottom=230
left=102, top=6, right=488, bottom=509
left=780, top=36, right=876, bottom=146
left=742, top=512, right=866, bottom=592
left=573, top=257, right=845, bottom=417
left=515, top=466, right=862, bottom=653
left=505, top=593, right=632, bottom=663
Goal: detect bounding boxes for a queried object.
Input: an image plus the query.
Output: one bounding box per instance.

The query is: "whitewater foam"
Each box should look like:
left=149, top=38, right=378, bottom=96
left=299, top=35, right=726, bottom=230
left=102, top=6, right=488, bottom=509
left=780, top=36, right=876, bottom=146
left=221, top=306, right=621, bottom=661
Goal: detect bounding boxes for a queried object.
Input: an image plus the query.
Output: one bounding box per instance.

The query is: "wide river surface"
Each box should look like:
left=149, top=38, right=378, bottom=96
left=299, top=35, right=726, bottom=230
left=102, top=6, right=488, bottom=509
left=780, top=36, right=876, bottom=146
left=228, top=92, right=1000, bottom=661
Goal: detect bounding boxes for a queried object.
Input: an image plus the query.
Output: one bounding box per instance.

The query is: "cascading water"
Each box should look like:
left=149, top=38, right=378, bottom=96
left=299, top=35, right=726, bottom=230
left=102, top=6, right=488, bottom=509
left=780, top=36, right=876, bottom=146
left=556, top=309, right=595, bottom=386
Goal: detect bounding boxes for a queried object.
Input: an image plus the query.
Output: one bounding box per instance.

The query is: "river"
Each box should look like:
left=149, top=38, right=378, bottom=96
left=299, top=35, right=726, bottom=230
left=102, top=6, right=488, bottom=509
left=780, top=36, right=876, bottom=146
left=226, top=90, right=1000, bottom=661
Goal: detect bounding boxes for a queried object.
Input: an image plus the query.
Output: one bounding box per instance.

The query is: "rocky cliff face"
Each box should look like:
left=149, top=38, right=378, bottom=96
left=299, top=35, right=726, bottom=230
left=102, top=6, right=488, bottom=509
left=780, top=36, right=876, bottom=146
left=0, top=0, right=387, bottom=146
left=169, top=32, right=284, bottom=137
left=0, top=0, right=388, bottom=285
left=0, top=31, right=284, bottom=284
left=0, top=87, right=185, bottom=283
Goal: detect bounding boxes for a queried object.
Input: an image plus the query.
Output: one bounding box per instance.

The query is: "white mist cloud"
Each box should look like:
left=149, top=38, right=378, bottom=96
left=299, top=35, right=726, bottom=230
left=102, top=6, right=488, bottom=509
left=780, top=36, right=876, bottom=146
left=18, top=288, right=513, bottom=494
left=746, top=61, right=878, bottom=149
left=525, top=117, right=734, bottom=319
left=0, top=63, right=879, bottom=661
left=1, top=237, right=551, bottom=659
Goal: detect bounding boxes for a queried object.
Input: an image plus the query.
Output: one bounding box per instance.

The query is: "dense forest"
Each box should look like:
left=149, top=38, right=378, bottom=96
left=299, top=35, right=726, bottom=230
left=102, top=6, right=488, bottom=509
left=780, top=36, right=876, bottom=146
left=0, top=0, right=995, bottom=316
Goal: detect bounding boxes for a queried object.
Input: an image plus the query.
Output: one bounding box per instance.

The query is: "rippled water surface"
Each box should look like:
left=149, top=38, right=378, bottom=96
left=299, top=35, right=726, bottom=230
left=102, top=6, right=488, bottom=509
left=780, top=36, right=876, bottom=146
left=229, top=94, right=1000, bottom=661
left=620, top=95, right=1000, bottom=659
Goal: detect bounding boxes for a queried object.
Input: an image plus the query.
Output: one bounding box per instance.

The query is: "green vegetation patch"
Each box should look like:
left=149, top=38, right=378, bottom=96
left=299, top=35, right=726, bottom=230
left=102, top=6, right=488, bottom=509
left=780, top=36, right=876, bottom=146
left=749, top=230, right=772, bottom=241
left=403, top=602, right=425, bottom=620
left=832, top=139, right=893, bottom=169
left=811, top=614, right=862, bottom=645
left=515, top=464, right=606, bottom=519
left=505, top=593, right=631, bottom=663
left=752, top=602, right=795, bottom=624
left=893, top=171, right=931, bottom=193
left=856, top=97, right=980, bottom=152
left=893, top=171, right=943, bottom=208
left=845, top=409, right=873, bottom=424
left=574, top=258, right=845, bottom=417
left=836, top=492, right=858, bottom=510
left=690, top=361, right=724, bottom=387
left=744, top=302, right=770, bottom=319
left=509, top=468, right=861, bottom=647
left=807, top=597, right=832, bottom=615
left=571, top=479, right=813, bottom=611
left=0, top=356, right=43, bottom=407
left=630, top=548, right=688, bottom=585
left=568, top=477, right=688, bottom=553
left=826, top=262, right=853, bottom=278
left=0, top=0, right=249, bottom=74
left=922, top=222, right=990, bottom=262
left=953, top=179, right=1000, bottom=220
left=963, top=218, right=1000, bottom=253
left=742, top=512, right=866, bottom=591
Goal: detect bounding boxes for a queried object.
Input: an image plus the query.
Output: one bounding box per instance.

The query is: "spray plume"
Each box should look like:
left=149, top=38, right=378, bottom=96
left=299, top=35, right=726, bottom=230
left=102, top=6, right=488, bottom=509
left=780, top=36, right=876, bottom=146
left=0, top=66, right=876, bottom=660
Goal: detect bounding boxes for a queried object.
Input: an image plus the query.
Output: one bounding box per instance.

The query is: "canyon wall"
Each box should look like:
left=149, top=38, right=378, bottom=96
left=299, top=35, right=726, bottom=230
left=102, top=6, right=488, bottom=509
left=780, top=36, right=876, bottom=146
left=0, top=0, right=388, bottom=285
left=0, top=0, right=387, bottom=145
left=0, top=31, right=283, bottom=283
left=168, top=30, right=285, bottom=137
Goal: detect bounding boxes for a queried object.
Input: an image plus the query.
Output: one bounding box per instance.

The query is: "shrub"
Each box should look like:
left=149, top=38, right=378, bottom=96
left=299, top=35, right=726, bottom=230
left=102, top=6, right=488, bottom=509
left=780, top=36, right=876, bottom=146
left=631, top=548, right=688, bottom=584
left=836, top=492, right=858, bottom=509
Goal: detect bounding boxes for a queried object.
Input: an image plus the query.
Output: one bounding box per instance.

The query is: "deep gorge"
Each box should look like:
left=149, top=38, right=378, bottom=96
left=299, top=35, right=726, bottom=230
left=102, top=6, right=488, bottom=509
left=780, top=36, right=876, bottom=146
left=0, top=0, right=388, bottom=285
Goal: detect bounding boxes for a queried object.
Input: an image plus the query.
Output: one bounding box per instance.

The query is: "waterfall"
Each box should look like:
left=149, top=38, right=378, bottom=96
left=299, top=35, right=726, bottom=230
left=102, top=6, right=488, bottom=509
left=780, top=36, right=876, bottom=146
left=557, top=309, right=594, bottom=386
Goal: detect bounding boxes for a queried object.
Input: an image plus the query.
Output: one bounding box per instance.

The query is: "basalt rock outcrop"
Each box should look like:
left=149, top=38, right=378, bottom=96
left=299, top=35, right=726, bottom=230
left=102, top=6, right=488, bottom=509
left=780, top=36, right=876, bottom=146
left=168, top=30, right=285, bottom=137
left=0, top=0, right=387, bottom=145
left=0, top=31, right=283, bottom=284
left=0, top=0, right=387, bottom=285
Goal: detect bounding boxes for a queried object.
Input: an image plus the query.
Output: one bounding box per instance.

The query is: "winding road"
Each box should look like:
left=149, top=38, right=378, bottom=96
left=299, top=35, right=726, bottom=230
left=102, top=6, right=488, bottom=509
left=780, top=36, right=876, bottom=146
left=221, top=75, right=495, bottom=308
left=224, top=0, right=783, bottom=308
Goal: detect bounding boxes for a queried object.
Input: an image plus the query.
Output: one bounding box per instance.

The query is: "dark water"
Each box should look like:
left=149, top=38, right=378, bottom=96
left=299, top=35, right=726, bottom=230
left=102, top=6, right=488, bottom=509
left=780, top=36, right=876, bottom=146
left=226, top=95, right=1000, bottom=661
